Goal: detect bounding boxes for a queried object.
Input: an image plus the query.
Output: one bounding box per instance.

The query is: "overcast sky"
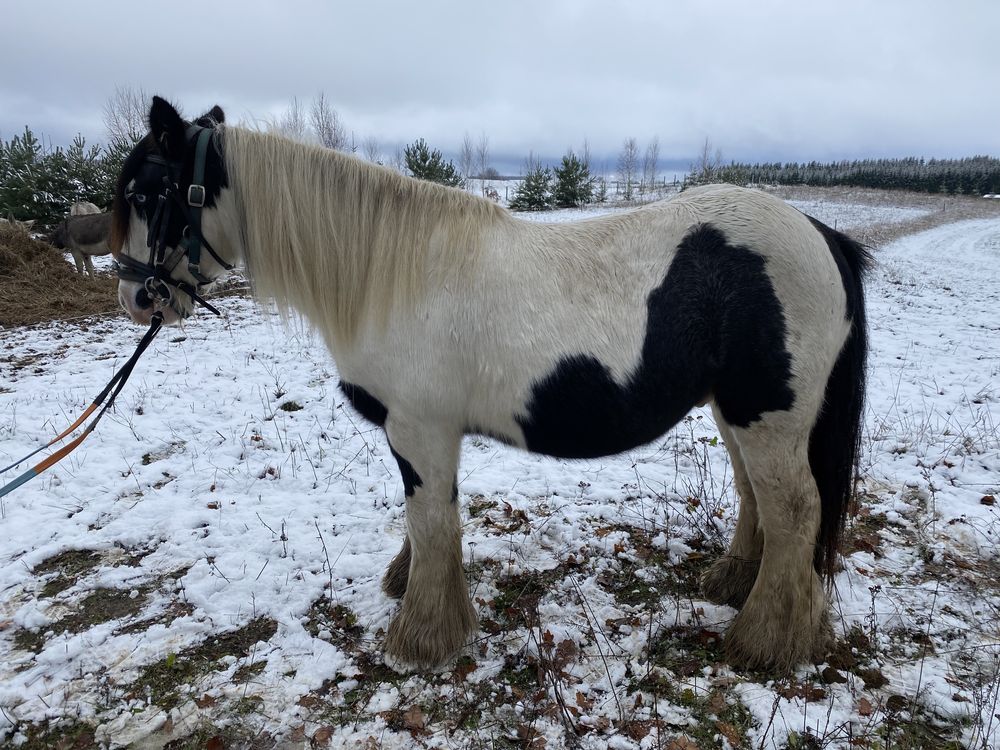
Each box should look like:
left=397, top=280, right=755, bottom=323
left=2, top=0, right=997, bottom=173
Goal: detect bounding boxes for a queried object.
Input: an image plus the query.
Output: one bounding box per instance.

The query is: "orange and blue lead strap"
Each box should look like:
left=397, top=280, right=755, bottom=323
left=0, top=313, right=163, bottom=499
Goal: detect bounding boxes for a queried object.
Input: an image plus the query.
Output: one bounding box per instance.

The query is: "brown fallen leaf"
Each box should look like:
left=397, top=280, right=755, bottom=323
left=403, top=705, right=426, bottom=732
left=195, top=693, right=217, bottom=709
left=667, top=737, right=699, bottom=750
left=312, top=726, right=334, bottom=744
left=716, top=721, right=742, bottom=746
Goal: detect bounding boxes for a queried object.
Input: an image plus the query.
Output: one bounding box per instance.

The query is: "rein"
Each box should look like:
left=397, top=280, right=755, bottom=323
left=1, top=125, right=233, bottom=499
left=0, top=313, right=164, bottom=499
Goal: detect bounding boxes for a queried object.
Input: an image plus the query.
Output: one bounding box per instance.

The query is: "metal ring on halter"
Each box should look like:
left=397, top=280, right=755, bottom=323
left=144, top=276, right=172, bottom=306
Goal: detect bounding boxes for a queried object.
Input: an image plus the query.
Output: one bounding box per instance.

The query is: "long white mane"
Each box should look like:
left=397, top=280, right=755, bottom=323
left=222, top=127, right=509, bottom=344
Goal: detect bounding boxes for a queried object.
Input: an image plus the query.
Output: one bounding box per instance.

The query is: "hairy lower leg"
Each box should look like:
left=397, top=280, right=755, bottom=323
left=723, top=567, right=832, bottom=671
left=701, top=554, right=760, bottom=609
left=384, top=553, right=476, bottom=668
left=382, top=536, right=411, bottom=599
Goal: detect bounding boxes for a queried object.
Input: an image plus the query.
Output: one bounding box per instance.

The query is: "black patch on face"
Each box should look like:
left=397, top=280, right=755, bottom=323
left=339, top=382, right=388, bottom=426
left=389, top=445, right=423, bottom=497
left=112, top=129, right=227, bottom=255
left=516, top=223, right=795, bottom=458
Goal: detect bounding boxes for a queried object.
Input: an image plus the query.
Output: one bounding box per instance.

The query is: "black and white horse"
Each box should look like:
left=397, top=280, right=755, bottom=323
left=111, top=98, right=870, bottom=671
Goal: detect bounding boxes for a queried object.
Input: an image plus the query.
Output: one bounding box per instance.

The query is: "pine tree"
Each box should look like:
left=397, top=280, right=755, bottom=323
left=0, top=126, right=43, bottom=222
left=404, top=138, right=464, bottom=187
left=553, top=151, right=593, bottom=208
left=509, top=164, right=553, bottom=211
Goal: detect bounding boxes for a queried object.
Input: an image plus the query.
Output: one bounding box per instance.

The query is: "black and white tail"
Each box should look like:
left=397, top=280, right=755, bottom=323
left=807, top=217, right=873, bottom=582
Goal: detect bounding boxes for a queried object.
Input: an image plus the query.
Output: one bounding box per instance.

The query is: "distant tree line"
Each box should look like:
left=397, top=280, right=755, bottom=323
left=7, top=86, right=998, bottom=231
left=689, top=155, right=1000, bottom=195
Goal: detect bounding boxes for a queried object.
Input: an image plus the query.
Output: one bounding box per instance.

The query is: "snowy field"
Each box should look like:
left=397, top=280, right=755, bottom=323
left=1, top=200, right=999, bottom=748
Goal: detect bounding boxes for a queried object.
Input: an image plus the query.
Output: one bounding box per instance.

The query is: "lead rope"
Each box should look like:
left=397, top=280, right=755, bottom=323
left=0, top=312, right=164, bottom=499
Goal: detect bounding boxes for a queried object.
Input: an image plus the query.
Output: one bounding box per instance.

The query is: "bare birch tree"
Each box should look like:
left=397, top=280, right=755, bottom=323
left=475, top=133, right=490, bottom=180
left=271, top=97, right=309, bottom=142
left=391, top=145, right=406, bottom=174
left=459, top=132, right=475, bottom=181
left=363, top=136, right=381, bottom=164
left=310, top=92, right=348, bottom=150
left=103, top=85, right=150, bottom=145
left=692, top=137, right=724, bottom=184
left=618, top=137, right=639, bottom=201
left=642, top=136, right=660, bottom=192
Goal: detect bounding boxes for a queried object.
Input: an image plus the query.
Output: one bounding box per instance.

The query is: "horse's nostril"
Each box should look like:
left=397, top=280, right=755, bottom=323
left=135, top=288, right=153, bottom=309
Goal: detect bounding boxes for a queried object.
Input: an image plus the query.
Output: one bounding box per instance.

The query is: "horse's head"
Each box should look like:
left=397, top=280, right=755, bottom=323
left=111, top=97, right=238, bottom=325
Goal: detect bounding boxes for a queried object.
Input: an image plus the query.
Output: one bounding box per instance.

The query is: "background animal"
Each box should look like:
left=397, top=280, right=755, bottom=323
left=0, top=217, right=36, bottom=231
left=48, top=212, right=113, bottom=276
left=69, top=201, right=102, bottom=216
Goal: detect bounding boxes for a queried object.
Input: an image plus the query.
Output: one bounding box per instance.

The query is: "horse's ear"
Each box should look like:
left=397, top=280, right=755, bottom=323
left=149, top=96, right=187, bottom=158
left=208, top=105, right=225, bottom=124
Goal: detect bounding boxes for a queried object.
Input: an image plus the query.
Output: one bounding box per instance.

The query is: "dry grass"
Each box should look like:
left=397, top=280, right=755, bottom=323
left=0, top=224, right=119, bottom=328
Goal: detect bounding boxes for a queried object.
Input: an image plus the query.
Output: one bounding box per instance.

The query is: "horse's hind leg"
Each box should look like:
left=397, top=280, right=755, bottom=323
left=84, top=254, right=96, bottom=277
left=722, top=417, right=832, bottom=671
left=700, top=407, right=762, bottom=609
left=383, top=417, right=476, bottom=668
left=382, top=535, right=410, bottom=599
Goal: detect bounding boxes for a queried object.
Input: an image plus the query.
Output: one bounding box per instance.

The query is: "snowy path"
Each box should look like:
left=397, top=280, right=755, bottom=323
left=0, top=212, right=998, bottom=748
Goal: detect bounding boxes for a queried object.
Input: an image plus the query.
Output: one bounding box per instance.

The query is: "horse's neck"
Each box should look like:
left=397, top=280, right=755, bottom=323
left=231, top=129, right=500, bottom=347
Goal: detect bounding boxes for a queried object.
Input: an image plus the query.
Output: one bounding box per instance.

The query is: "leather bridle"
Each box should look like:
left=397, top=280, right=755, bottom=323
left=114, top=125, right=234, bottom=317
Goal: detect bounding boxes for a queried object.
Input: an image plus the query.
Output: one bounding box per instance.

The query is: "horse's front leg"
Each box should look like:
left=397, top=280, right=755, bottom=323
left=71, top=249, right=85, bottom=275
left=383, top=418, right=476, bottom=668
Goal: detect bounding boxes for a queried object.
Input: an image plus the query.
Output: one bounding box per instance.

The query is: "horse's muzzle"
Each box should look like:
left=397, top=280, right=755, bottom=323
left=118, top=280, right=184, bottom=326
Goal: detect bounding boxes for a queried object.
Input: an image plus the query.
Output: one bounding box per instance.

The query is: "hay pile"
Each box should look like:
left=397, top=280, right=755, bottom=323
left=0, top=224, right=119, bottom=327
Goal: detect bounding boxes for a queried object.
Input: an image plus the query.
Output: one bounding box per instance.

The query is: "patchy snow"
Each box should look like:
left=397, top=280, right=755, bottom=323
left=0, top=201, right=998, bottom=748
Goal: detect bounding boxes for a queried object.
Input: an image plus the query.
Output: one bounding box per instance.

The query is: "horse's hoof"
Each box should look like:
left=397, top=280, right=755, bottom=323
left=384, top=598, right=477, bottom=669
left=722, top=595, right=832, bottom=672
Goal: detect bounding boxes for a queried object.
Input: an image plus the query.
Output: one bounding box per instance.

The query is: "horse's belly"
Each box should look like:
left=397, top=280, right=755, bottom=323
left=514, top=353, right=707, bottom=460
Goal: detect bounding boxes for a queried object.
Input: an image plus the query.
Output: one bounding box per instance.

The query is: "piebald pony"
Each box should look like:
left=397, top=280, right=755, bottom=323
left=111, top=98, right=869, bottom=672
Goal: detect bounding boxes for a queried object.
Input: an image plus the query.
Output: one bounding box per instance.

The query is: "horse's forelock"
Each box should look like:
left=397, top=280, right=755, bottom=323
left=110, top=135, right=156, bottom=257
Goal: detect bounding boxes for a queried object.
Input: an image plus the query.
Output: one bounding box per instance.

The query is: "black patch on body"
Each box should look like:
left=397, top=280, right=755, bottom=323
left=339, top=381, right=423, bottom=496
left=389, top=447, right=423, bottom=497
left=451, top=481, right=458, bottom=504
left=339, top=382, right=388, bottom=426
left=517, top=224, right=795, bottom=459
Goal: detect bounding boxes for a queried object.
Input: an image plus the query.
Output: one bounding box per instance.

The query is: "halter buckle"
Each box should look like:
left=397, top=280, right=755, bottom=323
left=188, top=184, right=206, bottom=207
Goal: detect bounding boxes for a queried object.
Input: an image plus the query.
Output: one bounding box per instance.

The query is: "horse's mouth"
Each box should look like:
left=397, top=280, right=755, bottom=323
left=118, top=281, right=188, bottom=326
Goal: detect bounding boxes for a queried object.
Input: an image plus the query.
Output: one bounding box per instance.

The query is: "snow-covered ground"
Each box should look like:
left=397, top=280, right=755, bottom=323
left=783, top=199, right=931, bottom=232
left=1, top=202, right=998, bottom=748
